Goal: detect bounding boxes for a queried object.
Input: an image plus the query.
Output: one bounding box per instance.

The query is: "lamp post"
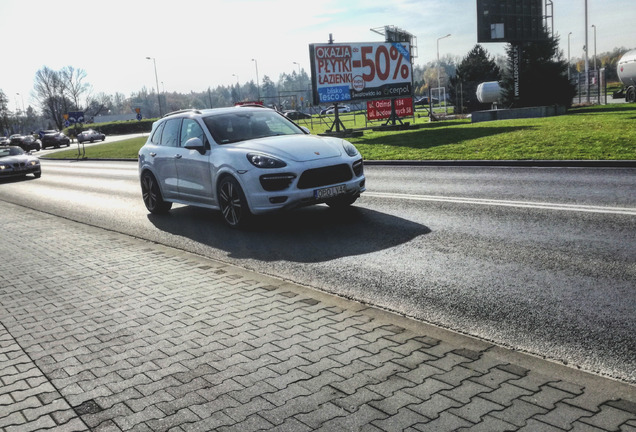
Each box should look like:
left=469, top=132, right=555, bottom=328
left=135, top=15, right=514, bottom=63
left=591, top=24, right=597, bottom=71
left=437, top=33, right=451, bottom=112
left=252, top=58, right=260, bottom=102
left=568, top=32, right=572, bottom=80
left=146, top=57, right=163, bottom=116
left=293, top=61, right=301, bottom=76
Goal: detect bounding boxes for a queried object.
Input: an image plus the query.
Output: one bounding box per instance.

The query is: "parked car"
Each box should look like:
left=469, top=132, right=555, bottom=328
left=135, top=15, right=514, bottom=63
left=0, top=136, right=9, bottom=145
left=41, top=130, right=70, bottom=149
left=415, top=96, right=440, bottom=106
left=77, top=129, right=106, bottom=143
left=321, top=105, right=351, bottom=115
left=0, top=146, right=41, bottom=179
left=138, top=106, right=365, bottom=228
left=283, top=110, right=311, bottom=120
left=9, top=135, right=41, bottom=152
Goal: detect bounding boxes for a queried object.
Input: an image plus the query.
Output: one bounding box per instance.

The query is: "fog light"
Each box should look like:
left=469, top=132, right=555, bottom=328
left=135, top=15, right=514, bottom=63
left=269, top=196, right=288, bottom=204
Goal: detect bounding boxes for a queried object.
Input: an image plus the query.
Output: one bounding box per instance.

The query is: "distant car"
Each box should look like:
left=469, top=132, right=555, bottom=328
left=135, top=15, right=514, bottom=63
left=41, top=131, right=70, bottom=149
left=77, top=129, right=106, bottom=143
left=138, top=106, right=365, bottom=228
left=415, top=96, right=439, bottom=106
left=10, top=135, right=41, bottom=152
left=322, top=105, right=351, bottom=115
left=0, top=146, right=41, bottom=179
left=283, top=110, right=311, bottom=120
left=0, top=136, right=8, bottom=145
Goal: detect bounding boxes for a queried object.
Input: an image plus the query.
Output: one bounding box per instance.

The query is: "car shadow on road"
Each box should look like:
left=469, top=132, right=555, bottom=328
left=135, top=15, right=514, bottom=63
left=147, top=204, right=431, bottom=263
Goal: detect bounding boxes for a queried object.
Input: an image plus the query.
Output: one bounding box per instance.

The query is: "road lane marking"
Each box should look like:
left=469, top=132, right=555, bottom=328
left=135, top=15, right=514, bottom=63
left=364, top=192, right=636, bottom=216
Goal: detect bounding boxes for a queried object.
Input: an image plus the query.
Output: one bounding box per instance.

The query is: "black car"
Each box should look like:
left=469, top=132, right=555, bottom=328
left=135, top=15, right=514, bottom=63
left=283, top=110, right=311, bottom=120
left=0, top=146, right=41, bottom=179
left=41, top=130, right=71, bottom=149
left=9, top=135, right=41, bottom=152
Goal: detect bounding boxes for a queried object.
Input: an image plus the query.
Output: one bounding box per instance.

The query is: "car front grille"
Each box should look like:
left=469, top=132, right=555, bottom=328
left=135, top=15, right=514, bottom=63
left=297, top=164, right=353, bottom=189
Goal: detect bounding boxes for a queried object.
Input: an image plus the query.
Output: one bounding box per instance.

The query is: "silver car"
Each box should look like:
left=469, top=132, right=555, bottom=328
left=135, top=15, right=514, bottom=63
left=138, top=106, right=365, bottom=228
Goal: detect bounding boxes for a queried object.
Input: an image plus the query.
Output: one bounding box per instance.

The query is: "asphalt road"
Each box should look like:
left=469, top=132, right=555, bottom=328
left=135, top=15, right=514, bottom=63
left=1, top=161, right=634, bottom=384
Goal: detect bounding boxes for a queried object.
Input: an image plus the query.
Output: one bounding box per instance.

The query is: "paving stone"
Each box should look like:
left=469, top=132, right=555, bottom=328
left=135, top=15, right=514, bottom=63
left=1, top=202, right=635, bottom=432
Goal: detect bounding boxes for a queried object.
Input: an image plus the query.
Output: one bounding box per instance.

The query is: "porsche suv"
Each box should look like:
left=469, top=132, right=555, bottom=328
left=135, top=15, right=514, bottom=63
left=138, top=106, right=365, bottom=227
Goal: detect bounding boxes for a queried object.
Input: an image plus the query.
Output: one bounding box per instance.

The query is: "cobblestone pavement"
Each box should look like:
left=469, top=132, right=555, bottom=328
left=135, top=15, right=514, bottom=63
left=1, top=202, right=635, bottom=432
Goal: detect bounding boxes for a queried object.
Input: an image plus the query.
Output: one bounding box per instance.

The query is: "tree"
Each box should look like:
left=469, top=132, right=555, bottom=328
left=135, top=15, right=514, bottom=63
left=500, top=31, right=576, bottom=108
left=33, top=66, right=71, bottom=130
left=0, top=90, right=12, bottom=135
left=449, top=45, right=501, bottom=113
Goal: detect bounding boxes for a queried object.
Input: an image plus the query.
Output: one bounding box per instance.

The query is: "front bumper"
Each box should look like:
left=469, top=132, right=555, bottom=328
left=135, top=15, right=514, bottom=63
left=242, top=159, right=366, bottom=214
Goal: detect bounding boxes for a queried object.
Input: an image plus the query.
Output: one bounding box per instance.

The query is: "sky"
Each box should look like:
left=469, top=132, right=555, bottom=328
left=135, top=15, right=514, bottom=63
left=1, top=0, right=633, bottom=112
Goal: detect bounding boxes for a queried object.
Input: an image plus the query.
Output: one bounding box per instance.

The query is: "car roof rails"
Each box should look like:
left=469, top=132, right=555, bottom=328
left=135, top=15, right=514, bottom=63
left=162, top=109, right=202, bottom=118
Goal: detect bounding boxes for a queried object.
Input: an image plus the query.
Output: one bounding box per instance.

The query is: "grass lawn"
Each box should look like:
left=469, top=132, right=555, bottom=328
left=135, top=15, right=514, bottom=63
left=44, top=104, right=636, bottom=161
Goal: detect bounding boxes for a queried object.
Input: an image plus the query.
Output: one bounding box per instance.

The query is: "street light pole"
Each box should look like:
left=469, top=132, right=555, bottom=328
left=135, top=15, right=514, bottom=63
left=568, top=32, right=572, bottom=80
left=146, top=57, right=163, bottom=116
left=591, top=24, right=597, bottom=71
left=437, top=33, right=451, bottom=113
left=252, top=59, right=260, bottom=102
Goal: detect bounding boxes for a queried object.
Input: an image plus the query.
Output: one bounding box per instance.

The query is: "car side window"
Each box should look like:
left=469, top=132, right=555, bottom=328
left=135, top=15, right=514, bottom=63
left=160, top=119, right=181, bottom=147
left=150, top=122, right=165, bottom=145
left=180, top=119, right=206, bottom=147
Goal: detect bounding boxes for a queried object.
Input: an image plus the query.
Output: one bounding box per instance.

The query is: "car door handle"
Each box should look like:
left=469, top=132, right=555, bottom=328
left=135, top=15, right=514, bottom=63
left=174, top=154, right=182, bottom=159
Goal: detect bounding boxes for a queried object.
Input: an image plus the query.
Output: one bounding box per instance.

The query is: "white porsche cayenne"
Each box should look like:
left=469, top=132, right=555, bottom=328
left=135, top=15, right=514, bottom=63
left=138, top=106, right=365, bottom=227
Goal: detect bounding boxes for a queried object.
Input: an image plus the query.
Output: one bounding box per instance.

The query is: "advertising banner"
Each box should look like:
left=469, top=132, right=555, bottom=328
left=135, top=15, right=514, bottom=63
left=309, top=42, right=412, bottom=105
left=366, top=97, right=413, bottom=121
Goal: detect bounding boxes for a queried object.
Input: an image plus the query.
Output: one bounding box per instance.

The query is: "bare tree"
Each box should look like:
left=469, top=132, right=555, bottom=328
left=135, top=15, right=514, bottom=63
left=33, top=66, right=69, bottom=130
left=61, top=66, right=90, bottom=110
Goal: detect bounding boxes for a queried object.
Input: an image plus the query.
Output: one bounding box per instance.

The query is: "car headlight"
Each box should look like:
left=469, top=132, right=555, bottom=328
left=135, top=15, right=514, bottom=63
left=247, top=153, right=286, bottom=168
left=342, top=141, right=359, bottom=157
left=29, top=161, right=39, bottom=166
left=0, top=164, right=7, bottom=170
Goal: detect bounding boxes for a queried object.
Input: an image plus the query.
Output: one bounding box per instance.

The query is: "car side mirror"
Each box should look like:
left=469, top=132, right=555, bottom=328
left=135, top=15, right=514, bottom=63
left=184, top=137, right=206, bottom=154
left=300, top=126, right=311, bottom=134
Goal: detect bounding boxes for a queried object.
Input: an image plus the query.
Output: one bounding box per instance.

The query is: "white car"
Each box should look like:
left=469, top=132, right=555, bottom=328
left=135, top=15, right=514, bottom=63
left=77, top=129, right=106, bottom=143
left=138, top=106, right=365, bottom=227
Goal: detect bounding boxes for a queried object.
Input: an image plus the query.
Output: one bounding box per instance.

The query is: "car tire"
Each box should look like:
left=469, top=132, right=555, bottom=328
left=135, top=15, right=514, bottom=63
left=141, top=171, right=172, bottom=214
left=326, top=195, right=357, bottom=209
left=218, top=176, right=251, bottom=228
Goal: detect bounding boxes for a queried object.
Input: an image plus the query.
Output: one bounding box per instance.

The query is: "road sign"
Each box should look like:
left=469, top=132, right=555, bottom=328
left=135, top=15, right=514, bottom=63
left=67, top=111, right=85, bottom=124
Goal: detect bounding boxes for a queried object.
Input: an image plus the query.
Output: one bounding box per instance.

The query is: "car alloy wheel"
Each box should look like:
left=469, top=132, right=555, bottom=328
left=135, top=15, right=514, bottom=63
left=218, top=176, right=251, bottom=228
left=141, top=172, right=172, bottom=214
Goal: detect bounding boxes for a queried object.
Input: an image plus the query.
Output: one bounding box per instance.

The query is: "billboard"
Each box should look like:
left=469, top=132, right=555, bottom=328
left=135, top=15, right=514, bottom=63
left=309, top=42, right=412, bottom=105
left=367, top=98, right=413, bottom=121
left=476, top=0, right=546, bottom=43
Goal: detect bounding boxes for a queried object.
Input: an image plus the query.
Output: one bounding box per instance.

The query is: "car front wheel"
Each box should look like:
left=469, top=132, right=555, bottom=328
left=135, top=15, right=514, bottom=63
left=141, top=172, right=172, bottom=214
left=218, top=176, right=251, bottom=228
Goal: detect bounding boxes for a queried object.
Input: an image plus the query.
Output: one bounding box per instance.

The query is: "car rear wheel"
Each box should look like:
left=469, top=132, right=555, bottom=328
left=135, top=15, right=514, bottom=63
left=218, top=176, right=251, bottom=228
left=141, top=172, right=172, bottom=214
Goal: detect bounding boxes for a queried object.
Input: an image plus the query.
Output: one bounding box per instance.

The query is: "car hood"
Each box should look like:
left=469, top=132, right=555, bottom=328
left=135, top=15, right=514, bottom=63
left=234, top=134, right=345, bottom=162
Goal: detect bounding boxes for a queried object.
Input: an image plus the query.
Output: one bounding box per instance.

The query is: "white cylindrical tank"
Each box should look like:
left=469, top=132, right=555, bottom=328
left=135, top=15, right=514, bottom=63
left=617, top=50, right=636, bottom=86
left=476, top=81, right=502, bottom=104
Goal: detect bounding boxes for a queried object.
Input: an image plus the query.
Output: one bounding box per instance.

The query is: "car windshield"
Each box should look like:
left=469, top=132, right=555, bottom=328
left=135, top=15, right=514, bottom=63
left=202, top=110, right=304, bottom=144
left=0, top=147, right=25, bottom=157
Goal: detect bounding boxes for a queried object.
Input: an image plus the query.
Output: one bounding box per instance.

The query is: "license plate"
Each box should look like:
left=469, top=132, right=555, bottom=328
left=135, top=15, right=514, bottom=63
left=314, top=184, right=347, bottom=199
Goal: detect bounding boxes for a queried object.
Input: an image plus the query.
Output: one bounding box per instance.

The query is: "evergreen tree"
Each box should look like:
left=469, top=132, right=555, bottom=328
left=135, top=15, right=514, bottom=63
left=501, top=31, right=576, bottom=108
left=449, top=45, right=501, bottom=113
